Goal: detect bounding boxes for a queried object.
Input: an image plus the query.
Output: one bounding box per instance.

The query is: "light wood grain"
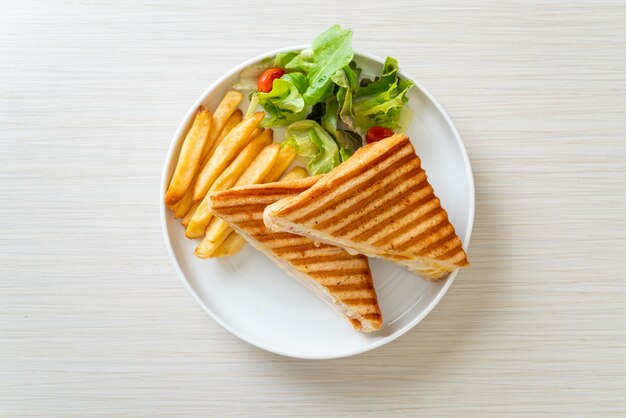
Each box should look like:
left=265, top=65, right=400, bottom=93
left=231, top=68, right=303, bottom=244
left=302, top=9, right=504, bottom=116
left=1, top=1, right=625, bottom=416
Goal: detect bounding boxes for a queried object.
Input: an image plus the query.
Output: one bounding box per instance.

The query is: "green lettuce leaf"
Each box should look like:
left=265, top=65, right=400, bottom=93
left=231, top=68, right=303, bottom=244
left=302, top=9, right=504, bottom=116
left=282, top=120, right=340, bottom=175
left=321, top=97, right=337, bottom=135
left=302, top=25, right=354, bottom=106
left=397, top=106, right=414, bottom=132
left=331, top=64, right=360, bottom=131
left=307, top=128, right=340, bottom=174
left=281, top=72, right=308, bottom=94
left=356, top=56, right=399, bottom=97
left=353, top=63, right=414, bottom=131
left=335, top=130, right=362, bottom=161
left=284, top=48, right=314, bottom=73
left=321, top=97, right=362, bottom=162
left=281, top=128, right=319, bottom=160
left=274, top=51, right=300, bottom=68
left=257, top=76, right=307, bottom=127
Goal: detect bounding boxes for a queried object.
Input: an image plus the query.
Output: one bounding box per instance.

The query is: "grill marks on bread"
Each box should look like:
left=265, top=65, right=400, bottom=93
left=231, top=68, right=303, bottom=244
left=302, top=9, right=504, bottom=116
left=208, top=178, right=382, bottom=331
left=266, top=135, right=469, bottom=280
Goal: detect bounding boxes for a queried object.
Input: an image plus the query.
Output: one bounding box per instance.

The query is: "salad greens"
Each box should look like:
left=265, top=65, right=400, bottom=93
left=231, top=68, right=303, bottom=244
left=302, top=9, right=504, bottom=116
left=257, top=73, right=308, bottom=127
left=282, top=120, right=340, bottom=175
left=320, top=98, right=361, bottom=162
left=353, top=57, right=413, bottom=130
left=332, top=60, right=361, bottom=131
left=236, top=25, right=413, bottom=174
left=274, top=51, right=300, bottom=69
left=283, top=49, right=314, bottom=73
left=300, top=25, right=354, bottom=106
left=356, top=56, right=400, bottom=98
left=354, top=78, right=413, bottom=131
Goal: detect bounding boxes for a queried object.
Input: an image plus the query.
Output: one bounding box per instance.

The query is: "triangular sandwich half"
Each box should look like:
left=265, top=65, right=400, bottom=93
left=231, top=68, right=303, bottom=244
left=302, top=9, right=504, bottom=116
left=264, top=134, right=469, bottom=281
left=208, top=177, right=382, bottom=332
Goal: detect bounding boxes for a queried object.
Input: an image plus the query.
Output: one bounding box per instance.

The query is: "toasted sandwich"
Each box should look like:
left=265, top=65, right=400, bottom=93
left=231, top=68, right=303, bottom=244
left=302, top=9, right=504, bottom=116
left=264, top=134, right=469, bottom=281
left=208, top=177, right=382, bottom=332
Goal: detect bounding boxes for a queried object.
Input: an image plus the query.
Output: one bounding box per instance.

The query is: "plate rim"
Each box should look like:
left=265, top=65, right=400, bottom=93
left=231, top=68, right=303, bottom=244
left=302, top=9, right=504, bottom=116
left=160, top=45, right=475, bottom=360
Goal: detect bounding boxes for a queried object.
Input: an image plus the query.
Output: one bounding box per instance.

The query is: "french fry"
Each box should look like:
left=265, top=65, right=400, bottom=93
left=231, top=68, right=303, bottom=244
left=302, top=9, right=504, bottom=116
left=234, top=144, right=280, bottom=187
left=185, top=131, right=272, bottom=239
left=165, top=107, right=212, bottom=206
left=280, top=166, right=309, bottom=181
left=212, top=232, right=247, bottom=258
left=263, top=144, right=295, bottom=182
left=193, top=112, right=265, bottom=201
left=196, top=91, right=243, bottom=168
left=194, top=236, right=225, bottom=259
left=204, top=144, right=280, bottom=243
left=181, top=110, right=243, bottom=224
left=218, top=110, right=243, bottom=142
left=185, top=199, right=211, bottom=238
left=204, top=218, right=232, bottom=245
left=171, top=188, right=194, bottom=218
left=202, top=109, right=242, bottom=162
left=181, top=201, right=199, bottom=227
left=211, top=130, right=272, bottom=192
left=248, top=127, right=263, bottom=141
left=208, top=90, right=243, bottom=145
left=176, top=110, right=245, bottom=230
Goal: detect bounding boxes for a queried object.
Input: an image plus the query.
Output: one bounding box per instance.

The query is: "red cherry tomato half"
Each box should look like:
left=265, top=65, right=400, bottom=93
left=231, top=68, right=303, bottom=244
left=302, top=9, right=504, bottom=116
left=257, top=68, right=286, bottom=93
left=365, top=126, right=395, bottom=144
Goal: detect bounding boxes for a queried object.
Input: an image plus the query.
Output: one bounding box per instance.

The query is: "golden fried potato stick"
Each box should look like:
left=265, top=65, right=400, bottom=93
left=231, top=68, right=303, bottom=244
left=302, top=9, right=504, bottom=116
left=194, top=236, right=223, bottom=259
left=202, top=221, right=238, bottom=251
left=280, top=166, right=308, bottom=181
left=181, top=201, right=199, bottom=227
left=203, top=144, right=280, bottom=244
left=262, top=144, right=296, bottom=182
left=193, top=112, right=264, bottom=201
left=195, top=125, right=261, bottom=203
left=248, top=127, right=263, bottom=141
left=164, top=107, right=212, bottom=206
left=185, top=131, right=272, bottom=238
left=233, top=143, right=280, bottom=187
left=202, top=109, right=242, bottom=162
left=206, top=91, right=243, bottom=147
left=211, top=130, right=272, bottom=192
left=186, top=200, right=212, bottom=238
left=177, top=110, right=244, bottom=222
left=171, top=188, right=194, bottom=218
left=196, top=91, right=244, bottom=171
left=212, top=232, right=247, bottom=258
left=185, top=201, right=211, bottom=238
left=218, top=110, right=243, bottom=141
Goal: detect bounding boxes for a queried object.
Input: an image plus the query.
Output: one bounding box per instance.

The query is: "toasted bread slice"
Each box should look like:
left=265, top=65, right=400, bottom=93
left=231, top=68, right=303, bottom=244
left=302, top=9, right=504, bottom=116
left=264, top=134, right=469, bottom=281
left=208, top=177, right=382, bottom=332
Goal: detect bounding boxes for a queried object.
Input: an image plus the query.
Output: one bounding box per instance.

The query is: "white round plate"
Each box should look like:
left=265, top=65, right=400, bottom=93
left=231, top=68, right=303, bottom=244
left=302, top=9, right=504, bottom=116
left=160, top=46, right=474, bottom=359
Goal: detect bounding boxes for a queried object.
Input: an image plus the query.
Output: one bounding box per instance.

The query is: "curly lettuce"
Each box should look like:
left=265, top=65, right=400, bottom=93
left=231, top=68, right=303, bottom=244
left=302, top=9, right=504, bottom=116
left=356, top=56, right=400, bottom=98
left=257, top=72, right=308, bottom=127
left=282, top=120, right=340, bottom=175
left=234, top=26, right=414, bottom=173
left=353, top=57, right=414, bottom=130
left=321, top=97, right=361, bottom=162
left=282, top=25, right=354, bottom=106
left=331, top=60, right=360, bottom=131
left=283, top=49, right=314, bottom=73
left=274, top=51, right=300, bottom=68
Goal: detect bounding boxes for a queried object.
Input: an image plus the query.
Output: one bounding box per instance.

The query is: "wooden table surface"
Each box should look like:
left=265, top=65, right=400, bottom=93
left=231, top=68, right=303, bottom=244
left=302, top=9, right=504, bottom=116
left=2, top=1, right=625, bottom=416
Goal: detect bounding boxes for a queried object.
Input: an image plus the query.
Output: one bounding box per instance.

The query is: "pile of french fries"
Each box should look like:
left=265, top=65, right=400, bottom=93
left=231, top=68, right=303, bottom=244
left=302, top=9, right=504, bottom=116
left=165, top=91, right=306, bottom=258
